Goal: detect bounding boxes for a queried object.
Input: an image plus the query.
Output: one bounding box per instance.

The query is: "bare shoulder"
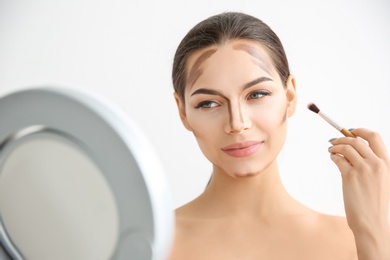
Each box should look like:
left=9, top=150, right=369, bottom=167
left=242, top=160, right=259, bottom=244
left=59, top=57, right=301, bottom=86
left=318, top=214, right=353, bottom=238
left=315, top=213, right=357, bottom=259
left=168, top=203, right=211, bottom=260
left=169, top=202, right=358, bottom=260
left=172, top=205, right=199, bottom=238
left=171, top=201, right=211, bottom=243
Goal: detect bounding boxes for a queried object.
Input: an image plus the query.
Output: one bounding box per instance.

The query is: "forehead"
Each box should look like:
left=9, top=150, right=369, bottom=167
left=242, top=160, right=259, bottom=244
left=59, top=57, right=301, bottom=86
left=186, top=40, right=273, bottom=88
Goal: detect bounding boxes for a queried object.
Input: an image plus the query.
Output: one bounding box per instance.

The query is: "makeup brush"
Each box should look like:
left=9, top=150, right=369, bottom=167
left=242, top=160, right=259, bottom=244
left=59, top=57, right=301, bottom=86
left=307, top=103, right=356, bottom=138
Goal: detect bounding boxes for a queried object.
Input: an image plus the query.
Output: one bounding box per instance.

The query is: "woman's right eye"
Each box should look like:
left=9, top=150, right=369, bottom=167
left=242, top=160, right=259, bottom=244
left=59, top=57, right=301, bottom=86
left=195, top=101, right=219, bottom=109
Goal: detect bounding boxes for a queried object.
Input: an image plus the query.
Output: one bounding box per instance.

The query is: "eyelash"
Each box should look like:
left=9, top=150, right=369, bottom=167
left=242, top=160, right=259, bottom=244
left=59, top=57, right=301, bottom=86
left=195, top=100, right=219, bottom=109
left=194, top=90, right=271, bottom=109
left=247, top=90, right=271, bottom=100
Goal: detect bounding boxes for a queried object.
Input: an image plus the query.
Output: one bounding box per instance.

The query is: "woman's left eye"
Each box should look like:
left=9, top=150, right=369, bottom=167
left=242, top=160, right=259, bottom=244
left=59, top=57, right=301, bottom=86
left=248, top=90, right=271, bottom=100
left=195, top=100, right=219, bottom=109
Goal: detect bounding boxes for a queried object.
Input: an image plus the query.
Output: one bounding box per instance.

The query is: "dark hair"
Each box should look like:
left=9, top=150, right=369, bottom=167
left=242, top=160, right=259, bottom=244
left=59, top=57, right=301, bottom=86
left=172, top=12, right=290, bottom=101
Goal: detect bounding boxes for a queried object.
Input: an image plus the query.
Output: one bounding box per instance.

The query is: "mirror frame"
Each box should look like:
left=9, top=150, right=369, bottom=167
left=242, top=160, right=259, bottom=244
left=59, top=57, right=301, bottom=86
left=0, top=87, right=174, bottom=260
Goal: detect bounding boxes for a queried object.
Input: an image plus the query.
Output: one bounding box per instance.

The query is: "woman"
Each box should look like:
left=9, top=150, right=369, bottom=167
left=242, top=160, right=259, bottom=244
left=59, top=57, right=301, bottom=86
left=169, top=12, right=389, bottom=259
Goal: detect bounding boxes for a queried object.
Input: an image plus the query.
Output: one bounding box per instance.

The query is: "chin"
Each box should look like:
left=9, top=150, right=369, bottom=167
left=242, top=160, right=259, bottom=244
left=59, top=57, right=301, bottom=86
left=233, top=172, right=258, bottom=178
left=227, top=160, right=275, bottom=179
left=230, top=168, right=262, bottom=178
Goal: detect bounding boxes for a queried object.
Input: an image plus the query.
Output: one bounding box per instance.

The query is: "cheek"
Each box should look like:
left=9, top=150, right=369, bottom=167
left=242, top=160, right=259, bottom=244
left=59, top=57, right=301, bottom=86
left=185, top=111, right=224, bottom=163
left=185, top=110, right=222, bottom=139
left=280, top=108, right=288, bottom=125
left=252, top=98, right=287, bottom=131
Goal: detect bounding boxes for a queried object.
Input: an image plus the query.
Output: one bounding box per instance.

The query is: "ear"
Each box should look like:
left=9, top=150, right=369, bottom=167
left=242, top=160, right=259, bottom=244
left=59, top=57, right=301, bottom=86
left=285, top=74, right=297, bottom=118
left=174, top=92, right=193, bottom=131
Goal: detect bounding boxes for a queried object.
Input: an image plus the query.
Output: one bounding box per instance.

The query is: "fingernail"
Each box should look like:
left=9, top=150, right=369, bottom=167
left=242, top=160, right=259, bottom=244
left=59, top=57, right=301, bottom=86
left=328, top=146, right=333, bottom=150
left=348, top=128, right=356, bottom=131
left=328, top=138, right=337, bottom=142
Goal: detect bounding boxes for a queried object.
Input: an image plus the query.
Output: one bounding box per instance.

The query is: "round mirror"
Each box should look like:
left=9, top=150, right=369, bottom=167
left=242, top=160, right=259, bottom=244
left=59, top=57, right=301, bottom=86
left=0, top=129, right=119, bottom=260
left=0, top=87, right=174, bottom=260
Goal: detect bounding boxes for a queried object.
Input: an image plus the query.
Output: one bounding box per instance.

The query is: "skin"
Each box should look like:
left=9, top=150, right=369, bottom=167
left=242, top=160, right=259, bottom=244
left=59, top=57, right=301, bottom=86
left=169, top=39, right=389, bottom=259
left=330, top=130, right=390, bottom=259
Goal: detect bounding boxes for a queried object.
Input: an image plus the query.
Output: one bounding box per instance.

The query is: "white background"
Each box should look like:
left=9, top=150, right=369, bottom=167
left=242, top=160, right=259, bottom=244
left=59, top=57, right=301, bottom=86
left=1, top=0, right=389, bottom=217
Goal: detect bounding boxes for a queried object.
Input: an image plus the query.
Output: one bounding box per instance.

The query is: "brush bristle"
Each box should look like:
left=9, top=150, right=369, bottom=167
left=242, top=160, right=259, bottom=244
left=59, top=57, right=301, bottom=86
left=307, top=103, right=320, bottom=113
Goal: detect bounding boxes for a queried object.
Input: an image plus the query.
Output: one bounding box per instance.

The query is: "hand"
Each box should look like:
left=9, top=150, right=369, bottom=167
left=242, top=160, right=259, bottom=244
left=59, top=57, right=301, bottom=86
left=329, top=128, right=390, bottom=259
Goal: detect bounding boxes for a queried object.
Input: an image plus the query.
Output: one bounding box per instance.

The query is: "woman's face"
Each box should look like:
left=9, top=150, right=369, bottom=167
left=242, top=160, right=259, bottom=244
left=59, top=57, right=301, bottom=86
left=175, top=40, right=296, bottom=178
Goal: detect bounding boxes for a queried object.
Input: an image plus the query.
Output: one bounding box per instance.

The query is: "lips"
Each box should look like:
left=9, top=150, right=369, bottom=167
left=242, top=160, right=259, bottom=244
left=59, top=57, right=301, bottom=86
left=221, top=141, right=263, bottom=158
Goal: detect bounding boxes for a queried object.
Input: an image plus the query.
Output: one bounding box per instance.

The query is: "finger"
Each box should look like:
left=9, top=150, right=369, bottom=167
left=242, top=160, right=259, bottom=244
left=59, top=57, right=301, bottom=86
left=329, top=144, right=364, bottom=167
left=330, top=136, right=376, bottom=160
left=330, top=153, right=352, bottom=177
left=350, top=128, right=388, bottom=159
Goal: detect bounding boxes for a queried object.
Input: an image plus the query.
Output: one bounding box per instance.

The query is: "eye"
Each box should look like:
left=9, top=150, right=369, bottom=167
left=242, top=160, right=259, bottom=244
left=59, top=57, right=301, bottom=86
left=248, top=90, right=271, bottom=100
left=195, top=100, right=219, bottom=109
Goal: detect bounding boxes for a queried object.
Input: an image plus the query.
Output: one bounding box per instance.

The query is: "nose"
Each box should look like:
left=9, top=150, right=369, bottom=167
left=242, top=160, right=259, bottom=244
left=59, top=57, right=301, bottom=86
left=224, top=101, right=252, bottom=134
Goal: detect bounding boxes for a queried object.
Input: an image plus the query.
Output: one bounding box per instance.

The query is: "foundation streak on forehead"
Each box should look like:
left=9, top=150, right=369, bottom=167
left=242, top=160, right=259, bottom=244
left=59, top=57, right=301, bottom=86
left=233, top=43, right=271, bottom=75
left=187, top=43, right=271, bottom=89
left=187, top=49, right=217, bottom=89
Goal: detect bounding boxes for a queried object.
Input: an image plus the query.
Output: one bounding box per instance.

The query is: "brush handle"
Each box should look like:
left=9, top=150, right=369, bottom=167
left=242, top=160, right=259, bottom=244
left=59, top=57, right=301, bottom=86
left=341, top=128, right=356, bottom=138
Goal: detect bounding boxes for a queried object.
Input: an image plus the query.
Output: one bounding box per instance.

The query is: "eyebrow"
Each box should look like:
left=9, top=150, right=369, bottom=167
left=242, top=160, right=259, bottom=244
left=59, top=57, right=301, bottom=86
left=190, top=76, right=273, bottom=98
left=233, top=43, right=271, bottom=74
left=187, top=49, right=217, bottom=88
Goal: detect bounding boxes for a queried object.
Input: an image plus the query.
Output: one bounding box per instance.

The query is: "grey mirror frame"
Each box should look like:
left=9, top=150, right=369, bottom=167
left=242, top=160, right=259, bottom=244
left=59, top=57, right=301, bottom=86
left=0, top=87, right=174, bottom=260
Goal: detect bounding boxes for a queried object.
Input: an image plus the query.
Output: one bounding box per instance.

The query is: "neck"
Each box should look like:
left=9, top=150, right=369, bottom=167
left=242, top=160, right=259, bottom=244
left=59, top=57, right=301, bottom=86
left=197, top=160, right=303, bottom=218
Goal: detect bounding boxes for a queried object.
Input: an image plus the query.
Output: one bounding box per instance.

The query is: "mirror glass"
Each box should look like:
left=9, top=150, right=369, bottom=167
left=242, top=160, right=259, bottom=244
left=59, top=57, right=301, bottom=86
left=0, top=133, right=119, bottom=260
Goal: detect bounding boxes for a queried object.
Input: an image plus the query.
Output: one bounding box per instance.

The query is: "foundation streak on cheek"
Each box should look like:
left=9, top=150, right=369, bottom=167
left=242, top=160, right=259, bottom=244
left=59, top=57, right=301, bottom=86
left=272, top=94, right=289, bottom=126
left=280, top=108, right=288, bottom=125
left=257, top=98, right=288, bottom=127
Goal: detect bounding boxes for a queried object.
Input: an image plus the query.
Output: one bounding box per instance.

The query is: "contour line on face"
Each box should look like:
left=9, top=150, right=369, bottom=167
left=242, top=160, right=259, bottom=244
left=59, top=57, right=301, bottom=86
left=186, top=40, right=275, bottom=92
left=183, top=41, right=282, bottom=134
left=187, top=49, right=217, bottom=88
left=232, top=42, right=272, bottom=76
